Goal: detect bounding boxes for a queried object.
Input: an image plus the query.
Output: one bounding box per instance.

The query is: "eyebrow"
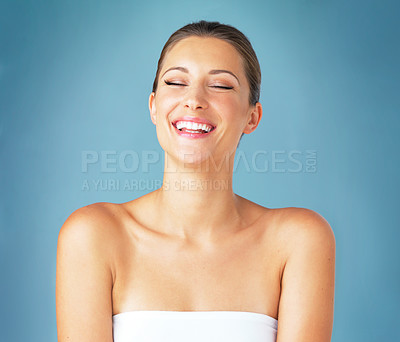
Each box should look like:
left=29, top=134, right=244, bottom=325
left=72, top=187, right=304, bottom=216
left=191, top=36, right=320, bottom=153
left=161, top=67, right=240, bottom=84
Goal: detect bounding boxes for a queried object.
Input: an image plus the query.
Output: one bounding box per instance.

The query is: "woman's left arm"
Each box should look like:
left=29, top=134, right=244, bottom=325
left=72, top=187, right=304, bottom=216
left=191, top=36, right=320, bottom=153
left=276, top=208, right=336, bottom=342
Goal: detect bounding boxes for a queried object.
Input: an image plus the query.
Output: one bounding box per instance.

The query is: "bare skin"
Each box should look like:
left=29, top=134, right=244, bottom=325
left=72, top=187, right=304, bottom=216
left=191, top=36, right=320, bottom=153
left=56, top=36, right=335, bottom=342
left=112, top=194, right=282, bottom=317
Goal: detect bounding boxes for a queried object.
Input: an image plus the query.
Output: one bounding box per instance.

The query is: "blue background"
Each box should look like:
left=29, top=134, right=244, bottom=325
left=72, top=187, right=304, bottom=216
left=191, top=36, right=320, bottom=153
left=1, top=0, right=399, bottom=341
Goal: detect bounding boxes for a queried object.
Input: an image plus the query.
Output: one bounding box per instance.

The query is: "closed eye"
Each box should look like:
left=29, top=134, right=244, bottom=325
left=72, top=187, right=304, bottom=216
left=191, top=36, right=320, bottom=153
left=211, top=85, right=234, bottom=89
left=164, top=80, right=233, bottom=90
left=164, top=80, right=186, bottom=86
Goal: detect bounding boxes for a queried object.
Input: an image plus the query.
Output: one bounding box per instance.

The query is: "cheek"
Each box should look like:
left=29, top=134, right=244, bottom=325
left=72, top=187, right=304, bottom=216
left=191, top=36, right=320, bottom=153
left=211, top=95, right=244, bottom=119
left=155, top=91, right=181, bottom=115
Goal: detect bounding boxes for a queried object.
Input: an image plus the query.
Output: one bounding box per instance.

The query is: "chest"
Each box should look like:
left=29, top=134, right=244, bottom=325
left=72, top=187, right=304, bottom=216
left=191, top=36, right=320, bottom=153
left=111, top=225, right=282, bottom=317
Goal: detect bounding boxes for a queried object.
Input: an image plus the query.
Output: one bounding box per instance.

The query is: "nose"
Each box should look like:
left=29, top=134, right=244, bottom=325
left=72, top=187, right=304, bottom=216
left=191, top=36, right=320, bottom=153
left=183, top=85, right=208, bottom=111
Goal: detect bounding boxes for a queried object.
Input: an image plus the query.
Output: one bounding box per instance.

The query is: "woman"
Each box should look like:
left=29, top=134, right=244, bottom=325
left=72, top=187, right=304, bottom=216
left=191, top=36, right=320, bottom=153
left=56, top=20, right=336, bottom=342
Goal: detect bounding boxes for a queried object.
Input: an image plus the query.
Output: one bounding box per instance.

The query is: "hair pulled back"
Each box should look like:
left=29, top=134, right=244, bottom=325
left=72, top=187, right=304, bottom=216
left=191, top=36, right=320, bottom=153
left=152, top=20, right=261, bottom=106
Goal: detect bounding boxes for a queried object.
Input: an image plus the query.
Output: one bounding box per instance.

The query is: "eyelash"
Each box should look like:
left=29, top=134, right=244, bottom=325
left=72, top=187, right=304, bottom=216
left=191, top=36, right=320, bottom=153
left=164, top=80, right=233, bottom=90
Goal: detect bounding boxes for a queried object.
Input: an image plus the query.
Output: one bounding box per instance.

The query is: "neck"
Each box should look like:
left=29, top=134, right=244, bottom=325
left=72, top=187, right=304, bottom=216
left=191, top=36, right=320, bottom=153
left=153, top=151, right=244, bottom=242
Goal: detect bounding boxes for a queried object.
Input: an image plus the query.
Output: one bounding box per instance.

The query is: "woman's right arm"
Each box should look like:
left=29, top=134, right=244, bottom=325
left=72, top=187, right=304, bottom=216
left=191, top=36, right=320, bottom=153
left=56, top=205, right=114, bottom=342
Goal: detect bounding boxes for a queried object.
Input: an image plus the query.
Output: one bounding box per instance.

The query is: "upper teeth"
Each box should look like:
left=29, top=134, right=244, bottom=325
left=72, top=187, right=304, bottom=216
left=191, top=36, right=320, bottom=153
left=175, top=121, right=213, bottom=132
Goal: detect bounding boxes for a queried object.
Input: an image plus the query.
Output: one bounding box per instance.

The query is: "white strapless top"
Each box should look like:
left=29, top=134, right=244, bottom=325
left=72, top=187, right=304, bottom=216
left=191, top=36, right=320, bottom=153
left=112, top=310, right=278, bottom=342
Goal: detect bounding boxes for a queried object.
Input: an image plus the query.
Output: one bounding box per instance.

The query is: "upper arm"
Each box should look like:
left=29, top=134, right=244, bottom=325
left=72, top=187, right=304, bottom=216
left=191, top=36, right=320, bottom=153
left=276, top=208, right=336, bottom=342
left=56, top=205, right=114, bottom=342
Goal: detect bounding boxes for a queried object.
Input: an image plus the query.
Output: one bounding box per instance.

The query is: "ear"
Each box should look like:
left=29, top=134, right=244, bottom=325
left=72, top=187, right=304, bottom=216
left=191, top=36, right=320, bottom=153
left=243, top=102, right=262, bottom=134
left=149, top=92, right=157, bottom=125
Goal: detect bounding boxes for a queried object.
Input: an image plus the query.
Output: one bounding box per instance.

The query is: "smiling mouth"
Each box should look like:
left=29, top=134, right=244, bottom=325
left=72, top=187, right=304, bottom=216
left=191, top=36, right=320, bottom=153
left=172, top=120, right=216, bottom=134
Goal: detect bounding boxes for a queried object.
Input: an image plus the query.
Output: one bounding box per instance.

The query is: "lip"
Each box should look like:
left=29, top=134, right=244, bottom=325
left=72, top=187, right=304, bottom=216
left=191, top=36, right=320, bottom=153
left=171, top=116, right=216, bottom=139
left=172, top=116, right=216, bottom=128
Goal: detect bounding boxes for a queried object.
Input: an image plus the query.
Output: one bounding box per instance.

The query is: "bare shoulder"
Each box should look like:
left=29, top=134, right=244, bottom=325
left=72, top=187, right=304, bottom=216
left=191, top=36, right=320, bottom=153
left=59, top=202, right=122, bottom=239
left=56, top=202, right=122, bottom=341
left=61, top=201, right=120, bottom=224
left=273, top=207, right=335, bottom=251
left=57, top=202, right=124, bottom=273
left=272, top=207, right=336, bottom=341
left=250, top=202, right=335, bottom=240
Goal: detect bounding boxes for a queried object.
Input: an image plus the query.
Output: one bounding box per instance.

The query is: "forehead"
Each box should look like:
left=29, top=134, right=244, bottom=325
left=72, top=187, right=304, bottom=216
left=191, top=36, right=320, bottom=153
left=161, top=36, right=245, bottom=76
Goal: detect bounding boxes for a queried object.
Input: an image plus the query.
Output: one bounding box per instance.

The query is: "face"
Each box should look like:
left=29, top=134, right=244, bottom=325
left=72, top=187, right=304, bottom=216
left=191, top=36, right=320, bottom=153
left=149, top=36, right=262, bottom=167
